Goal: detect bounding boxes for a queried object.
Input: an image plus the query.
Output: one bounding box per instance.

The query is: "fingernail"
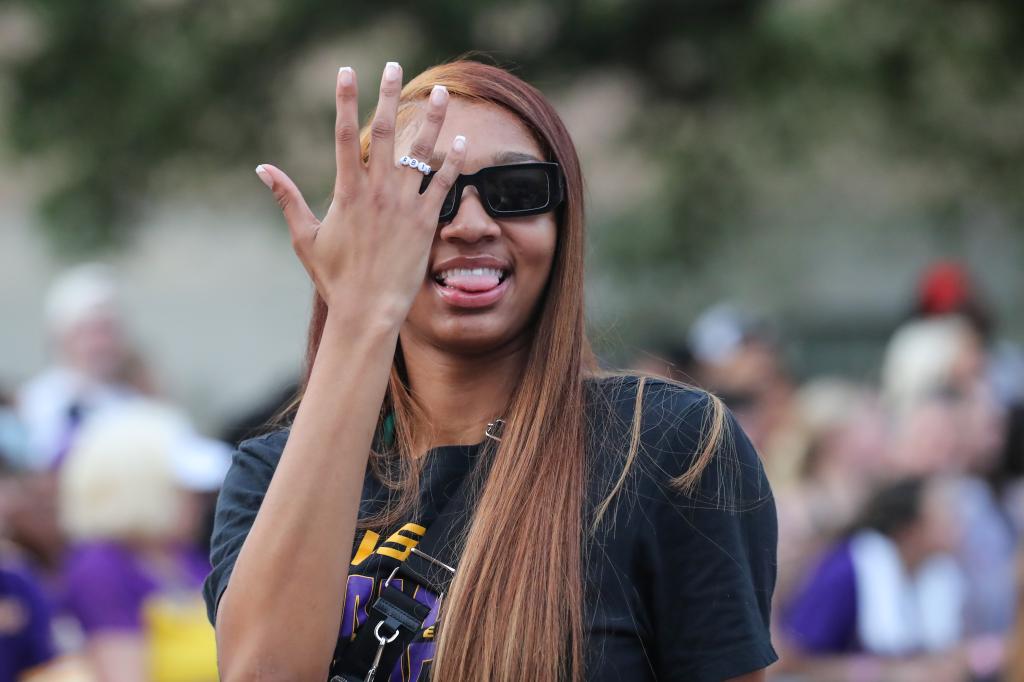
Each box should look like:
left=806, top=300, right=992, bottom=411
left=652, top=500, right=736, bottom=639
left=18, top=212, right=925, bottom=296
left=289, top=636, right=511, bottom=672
left=453, top=135, right=466, bottom=153
left=384, top=61, right=401, bottom=82
left=338, top=66, right=353, bottom=87
left=430, top=84, right=448, bottom=106
left=255, top=165, right=273, bottom=189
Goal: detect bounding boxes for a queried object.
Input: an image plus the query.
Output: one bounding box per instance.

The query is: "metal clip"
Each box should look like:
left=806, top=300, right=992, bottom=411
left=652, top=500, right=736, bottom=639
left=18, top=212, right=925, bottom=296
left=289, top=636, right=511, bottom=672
left=485, top=419, right=505, bottom=442
left=364, top=622, right=400, bottom=682
left=410, top=546, right=456, bottom=576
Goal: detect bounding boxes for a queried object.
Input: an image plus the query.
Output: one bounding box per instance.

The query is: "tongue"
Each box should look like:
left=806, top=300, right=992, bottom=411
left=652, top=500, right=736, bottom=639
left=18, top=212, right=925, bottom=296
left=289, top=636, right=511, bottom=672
left=444, top=273, right=501, bottom=292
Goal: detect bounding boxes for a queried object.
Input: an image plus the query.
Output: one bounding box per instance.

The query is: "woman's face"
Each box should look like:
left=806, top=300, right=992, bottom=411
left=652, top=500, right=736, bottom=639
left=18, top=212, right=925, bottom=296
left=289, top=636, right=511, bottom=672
left=397, top=99, right=558, bottom=356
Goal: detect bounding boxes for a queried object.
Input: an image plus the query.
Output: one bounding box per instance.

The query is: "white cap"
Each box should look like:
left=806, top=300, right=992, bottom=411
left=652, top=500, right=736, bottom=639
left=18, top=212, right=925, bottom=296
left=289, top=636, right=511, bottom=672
left=688, top=303, right=748, bottom=365
left=44, top=263, right=120, bottom=334
left=688, top=302, right=777, bottom=366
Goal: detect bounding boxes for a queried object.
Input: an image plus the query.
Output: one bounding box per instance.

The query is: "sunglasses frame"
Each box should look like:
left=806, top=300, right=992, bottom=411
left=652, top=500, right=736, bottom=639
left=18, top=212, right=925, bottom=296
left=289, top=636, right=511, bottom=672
left=420, top=161, right=565, bottom=223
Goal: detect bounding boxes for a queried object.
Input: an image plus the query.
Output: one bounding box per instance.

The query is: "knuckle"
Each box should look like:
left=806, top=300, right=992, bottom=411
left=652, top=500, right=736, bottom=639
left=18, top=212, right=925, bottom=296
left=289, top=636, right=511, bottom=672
left=434, top=168, right=460, bottom=190
left=273, top=189, right=292, bottom=210
left=370, top=118, right=395, bottom=141
left=335, top=124, right=359, bottom=145
left=380, top=83, right=400, bottom=99
left=425, top=109, right=445, bottom=126
left=409, top=141, right=433, bottom=160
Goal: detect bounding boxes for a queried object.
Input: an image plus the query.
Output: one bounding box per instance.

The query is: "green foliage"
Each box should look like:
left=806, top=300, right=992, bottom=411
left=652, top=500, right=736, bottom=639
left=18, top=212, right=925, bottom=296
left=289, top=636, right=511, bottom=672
left=2, top=0, right=1022, bottom=255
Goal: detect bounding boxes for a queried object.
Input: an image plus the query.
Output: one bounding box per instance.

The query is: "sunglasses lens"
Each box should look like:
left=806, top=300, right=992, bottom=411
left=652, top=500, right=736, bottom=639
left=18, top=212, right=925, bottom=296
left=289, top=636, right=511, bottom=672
left=482, top=166, right=550, bottom=214
left=440, top=186, right=458, bottom=219
left=421, top=173, right=459, bottom=221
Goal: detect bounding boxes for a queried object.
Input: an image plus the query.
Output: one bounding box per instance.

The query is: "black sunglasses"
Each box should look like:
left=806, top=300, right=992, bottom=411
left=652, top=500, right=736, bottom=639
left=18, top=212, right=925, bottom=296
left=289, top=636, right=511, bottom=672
left=419, top=161, right=564, bottom=223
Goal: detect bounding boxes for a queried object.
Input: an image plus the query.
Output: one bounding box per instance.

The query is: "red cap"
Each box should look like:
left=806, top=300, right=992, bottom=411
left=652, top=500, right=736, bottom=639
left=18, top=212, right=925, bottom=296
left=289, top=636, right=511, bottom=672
left=918, top=261, right=972, bottom=314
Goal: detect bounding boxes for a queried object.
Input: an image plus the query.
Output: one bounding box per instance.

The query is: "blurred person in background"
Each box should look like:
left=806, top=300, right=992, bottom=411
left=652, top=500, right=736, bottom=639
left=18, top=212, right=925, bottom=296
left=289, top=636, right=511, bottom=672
left=910, top=261, right=1024, bottom=411
left=910, top=262, right=1024, bottom=540
left=906, top=262, right=1024, bottom=534
left=773, top=378, right=889, bottom=603
left=0, top=398, right=57, bottom=681
left=13, top=265, right=160, bottom=595
left=689, top=304, right=804, bottom=488
left=883, top=315, right=1015, bottom=647
left=0, top=389, right=63, bottom=611
left=0, top=395, right=93, bottom=681
left=17, top=264, right=154, bottom=472
left=778, top=477, right=968, bottom=681
left=58, top=401, right=227, bottom=682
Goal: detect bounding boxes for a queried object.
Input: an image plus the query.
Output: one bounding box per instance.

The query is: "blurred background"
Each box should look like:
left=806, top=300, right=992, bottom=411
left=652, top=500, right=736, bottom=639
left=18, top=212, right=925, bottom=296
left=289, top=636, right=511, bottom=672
left=0, top=0, right=1021, bottom=680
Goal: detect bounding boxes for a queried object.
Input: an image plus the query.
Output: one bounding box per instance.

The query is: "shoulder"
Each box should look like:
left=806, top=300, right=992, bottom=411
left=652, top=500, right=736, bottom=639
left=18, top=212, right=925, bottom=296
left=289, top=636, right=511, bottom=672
left=586, top=373, right=709, bottom=416
left=215, top=428, right=291, bottom=509
left=234, top=427, right=290, bottom=467
left=586, top=374, right=762, bottom=498
left=585, top=374, right=712, bottom=455
left=221, top=427, right=291, bottom=486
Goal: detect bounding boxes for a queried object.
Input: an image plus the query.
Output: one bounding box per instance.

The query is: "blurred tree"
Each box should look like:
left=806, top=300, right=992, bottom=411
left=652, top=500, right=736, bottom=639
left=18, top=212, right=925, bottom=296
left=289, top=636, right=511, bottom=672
left=1, top=0, right=1022, bottom=255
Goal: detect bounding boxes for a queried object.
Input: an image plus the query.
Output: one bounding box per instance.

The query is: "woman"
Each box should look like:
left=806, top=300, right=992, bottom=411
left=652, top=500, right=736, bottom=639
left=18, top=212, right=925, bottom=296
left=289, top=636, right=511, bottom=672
left=59, top=402, right=223, bottom=682
left=204, top=59, right=777, bottom=681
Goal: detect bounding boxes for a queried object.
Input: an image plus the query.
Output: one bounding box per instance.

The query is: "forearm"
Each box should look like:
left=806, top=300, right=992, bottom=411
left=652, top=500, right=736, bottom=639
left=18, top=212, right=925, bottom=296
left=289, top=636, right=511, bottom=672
left=216, top=311, right=400, bottom=680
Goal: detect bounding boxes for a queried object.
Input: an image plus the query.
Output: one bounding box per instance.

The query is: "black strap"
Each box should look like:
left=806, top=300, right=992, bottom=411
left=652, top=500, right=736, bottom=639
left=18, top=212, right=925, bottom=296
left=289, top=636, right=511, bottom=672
left=329, top=585, right=431, bottom=682
left=328, top=445, right=491, bottom=681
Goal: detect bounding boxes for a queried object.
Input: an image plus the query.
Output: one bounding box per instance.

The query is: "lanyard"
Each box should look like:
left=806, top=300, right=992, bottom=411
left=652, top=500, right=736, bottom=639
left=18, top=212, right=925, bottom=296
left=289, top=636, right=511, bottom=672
left=329, top=421, right=502, bottom=681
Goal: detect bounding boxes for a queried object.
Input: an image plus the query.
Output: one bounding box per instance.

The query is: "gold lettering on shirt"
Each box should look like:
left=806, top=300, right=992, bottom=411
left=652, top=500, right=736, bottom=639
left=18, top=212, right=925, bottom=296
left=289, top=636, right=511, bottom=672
left=377, top=523, right=427, bottom=561
left=351, top=530, right=380, bottom=566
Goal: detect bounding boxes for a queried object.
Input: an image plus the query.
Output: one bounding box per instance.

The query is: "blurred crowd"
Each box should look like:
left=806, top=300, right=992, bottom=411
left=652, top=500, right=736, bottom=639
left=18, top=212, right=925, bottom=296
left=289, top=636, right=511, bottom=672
left=1, top=260, right=1023, bottom=681
left=635, top=261, right=1024, bottom=682
left=1, top=265, right=230, bottom=682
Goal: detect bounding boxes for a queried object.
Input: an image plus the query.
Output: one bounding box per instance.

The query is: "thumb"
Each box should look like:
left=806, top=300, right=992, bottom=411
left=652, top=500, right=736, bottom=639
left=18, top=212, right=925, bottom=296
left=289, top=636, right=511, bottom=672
left=255, top=164, right=318, bottom=260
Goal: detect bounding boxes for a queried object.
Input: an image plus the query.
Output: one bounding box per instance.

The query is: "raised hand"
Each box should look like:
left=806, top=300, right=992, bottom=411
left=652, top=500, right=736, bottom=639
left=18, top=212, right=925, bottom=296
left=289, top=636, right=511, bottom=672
left=254, top=62, right=466, bottom=327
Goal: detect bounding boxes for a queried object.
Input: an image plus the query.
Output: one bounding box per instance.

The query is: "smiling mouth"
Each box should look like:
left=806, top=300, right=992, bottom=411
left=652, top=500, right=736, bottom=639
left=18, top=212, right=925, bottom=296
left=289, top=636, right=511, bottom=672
left=433, top=267, right=509, bottom=292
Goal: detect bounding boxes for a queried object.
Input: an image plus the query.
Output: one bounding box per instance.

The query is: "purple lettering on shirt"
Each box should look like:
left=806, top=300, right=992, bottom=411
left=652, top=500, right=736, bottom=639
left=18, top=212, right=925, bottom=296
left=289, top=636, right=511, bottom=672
left=339, top=575, right=374, bottom=640
left=398, top=641, right=435, bottom=682
left=389, top=586, right=440, bottom=681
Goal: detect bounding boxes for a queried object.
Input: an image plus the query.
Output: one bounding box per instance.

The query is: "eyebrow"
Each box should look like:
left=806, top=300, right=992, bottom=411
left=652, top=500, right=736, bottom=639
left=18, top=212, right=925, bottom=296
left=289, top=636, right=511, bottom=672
left=427, top=149, right=544, bottom=169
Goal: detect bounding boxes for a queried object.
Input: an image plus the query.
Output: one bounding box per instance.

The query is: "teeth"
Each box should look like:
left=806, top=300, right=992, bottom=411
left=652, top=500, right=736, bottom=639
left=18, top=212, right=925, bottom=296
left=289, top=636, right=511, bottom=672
left=437, top=267, right=506, bottom=280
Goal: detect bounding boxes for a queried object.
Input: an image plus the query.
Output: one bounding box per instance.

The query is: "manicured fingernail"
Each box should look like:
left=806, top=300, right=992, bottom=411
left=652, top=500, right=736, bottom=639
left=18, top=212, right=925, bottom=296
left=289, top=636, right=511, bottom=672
left=255, top=165, right=273, bottom=189
left=430, top=84, right=448, bottom=106
left=384, top=61, right=400, bottom=82
left=452, top=135, right=466, bottom=152
left=338, top=66, right=353, bottom=87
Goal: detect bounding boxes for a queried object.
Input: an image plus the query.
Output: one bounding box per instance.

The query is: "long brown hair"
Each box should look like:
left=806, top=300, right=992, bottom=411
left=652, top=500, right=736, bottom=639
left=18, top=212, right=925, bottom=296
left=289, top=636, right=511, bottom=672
left=291, top=59, right=727, bottom=682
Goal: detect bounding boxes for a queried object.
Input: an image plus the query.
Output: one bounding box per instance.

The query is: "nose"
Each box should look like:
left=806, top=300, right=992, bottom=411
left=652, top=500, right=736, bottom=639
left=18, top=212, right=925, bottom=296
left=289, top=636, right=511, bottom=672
left=438, top=187, right=501, bottom=244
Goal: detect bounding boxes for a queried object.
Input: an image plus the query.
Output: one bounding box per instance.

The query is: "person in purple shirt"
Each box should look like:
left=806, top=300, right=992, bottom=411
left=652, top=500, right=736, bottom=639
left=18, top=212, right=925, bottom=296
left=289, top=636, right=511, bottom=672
left=0, top=412, right=57, bottom=682
left=57, top=401, right=227, bottom=682
left=0, top=561, right=56, bottom=682
left=779, top=477, right=968, bottom=679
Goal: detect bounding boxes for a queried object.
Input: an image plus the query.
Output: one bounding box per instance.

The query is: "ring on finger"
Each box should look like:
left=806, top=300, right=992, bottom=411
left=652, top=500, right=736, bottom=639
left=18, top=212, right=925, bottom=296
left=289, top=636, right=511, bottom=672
left=399, top=155, right=431, bottom=174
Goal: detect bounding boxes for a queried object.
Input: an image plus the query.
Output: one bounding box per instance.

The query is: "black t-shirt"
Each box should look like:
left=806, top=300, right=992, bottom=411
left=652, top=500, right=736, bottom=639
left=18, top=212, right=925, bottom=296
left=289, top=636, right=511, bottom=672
left=204, top=376, right=778, bottom=681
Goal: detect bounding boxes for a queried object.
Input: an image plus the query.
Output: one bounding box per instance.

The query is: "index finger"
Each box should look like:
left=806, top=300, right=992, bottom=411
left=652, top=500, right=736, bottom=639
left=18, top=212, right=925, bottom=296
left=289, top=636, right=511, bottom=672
left=334, top=66, right=362, bottom=198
